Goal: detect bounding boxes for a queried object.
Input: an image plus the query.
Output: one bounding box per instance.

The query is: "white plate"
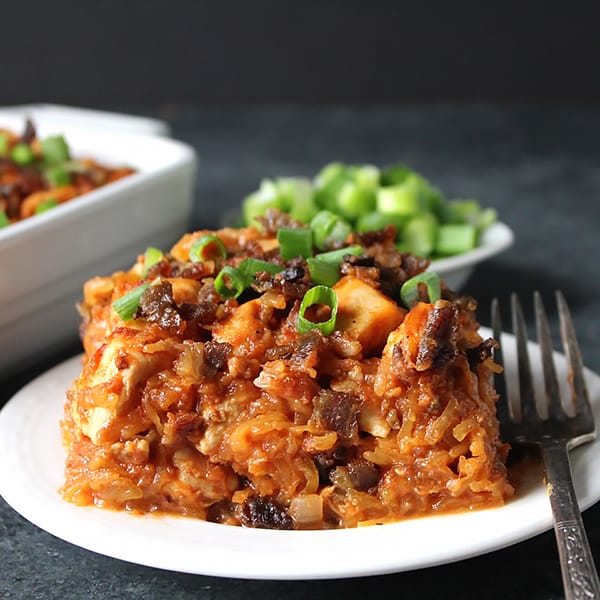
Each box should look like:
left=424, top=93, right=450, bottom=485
left=1, top=327, right=599, bottom=580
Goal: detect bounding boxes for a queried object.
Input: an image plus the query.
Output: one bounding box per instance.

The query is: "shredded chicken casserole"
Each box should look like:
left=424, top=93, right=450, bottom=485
left=61, top=212, right=513, bottom=529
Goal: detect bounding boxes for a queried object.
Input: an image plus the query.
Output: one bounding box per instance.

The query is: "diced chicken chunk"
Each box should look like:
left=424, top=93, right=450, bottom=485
left=334, top=276, right=406, bottom=355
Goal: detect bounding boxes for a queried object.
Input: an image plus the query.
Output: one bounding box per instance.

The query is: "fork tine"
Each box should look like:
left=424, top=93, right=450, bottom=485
left=491, top=298, right=511, bottom=424
left=511, top=293, right=538, bottom=422
left=556, top=290, right=592, bottom=421
left=534, top=291, right=561, bottom=420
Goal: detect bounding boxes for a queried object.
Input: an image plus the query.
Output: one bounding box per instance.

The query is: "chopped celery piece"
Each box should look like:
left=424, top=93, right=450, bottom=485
left=376, top=180, right=426, bottom=216
left=435, top=224, right=477, bottom=256
left=335, top=181, right=376, bottom=220
left=442, top=200, right=497, bottom=231
left=380, top=165, right=411, bottom=186
left=355, top=211, right=407, bottom=233
left=315, top=163, right=379, bottom=220
left=242, top=180, right=285, bottom=226
left=477, top=208, right=497, bottom=231
left=314, top=166, right=347, bottom=212
left=314, top=162, right=345, bottom=190
left=310, top=210, right=352, bottom=250
left=444, top=199, right=482, bottom=223
left=401, top=212, right=438, bottom=257
left=243, top=177, right=318, bottom=225
left=353, top=164, right=380, bottom=190
left=277, top=178, right=318, bottom=223
left=240, top=161, right=498, bottom=259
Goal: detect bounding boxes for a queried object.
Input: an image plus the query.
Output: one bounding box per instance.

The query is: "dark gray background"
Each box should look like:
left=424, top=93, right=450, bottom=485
left=2, top=4, right=600, bottom=599
left=2, top=0, right=599, bottom=106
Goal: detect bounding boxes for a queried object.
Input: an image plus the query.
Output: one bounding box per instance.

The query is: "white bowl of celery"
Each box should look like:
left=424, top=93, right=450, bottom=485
left=241, top=162, right=513, bottom=290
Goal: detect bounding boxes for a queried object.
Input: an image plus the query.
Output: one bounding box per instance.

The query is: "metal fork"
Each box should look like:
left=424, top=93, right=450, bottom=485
left=491, top=291, right=600, bottom=600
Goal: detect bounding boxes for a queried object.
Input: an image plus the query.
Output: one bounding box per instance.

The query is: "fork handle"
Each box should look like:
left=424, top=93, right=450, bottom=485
left=542, top=443, right=600, bottom=600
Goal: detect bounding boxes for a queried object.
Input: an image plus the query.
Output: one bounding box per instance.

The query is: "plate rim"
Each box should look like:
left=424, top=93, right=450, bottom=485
left=1, top=326, right=599, bottom=580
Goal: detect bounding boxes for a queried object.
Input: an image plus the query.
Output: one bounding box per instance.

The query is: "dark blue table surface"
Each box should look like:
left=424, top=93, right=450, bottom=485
left=1, top=103, right=599, bottom=600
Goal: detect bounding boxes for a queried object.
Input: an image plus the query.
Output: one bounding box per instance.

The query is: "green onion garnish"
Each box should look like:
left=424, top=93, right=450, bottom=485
left=142, top=247, right=163, bottom=276
left=297, top=285, right=338, bottom=335
left=213, top=259, right=283, bottom=299
left=0, top=210, right=10, bottom=228
left=310, top=210, right=352, bottom=250
left=11, top=143, right=35, bottom=165
left=34, top=198, right=59, bottom=215
left=435, top=224, right=477, bottom=256
left=277, top=227, right=312, bottom=260
left=45, top=166, right=71, bottom=187
left=400, top=272, right=441, bottom=308
left=41, top=135, right=70, bottom=165
left=313, top=245, right=363, bottom=265
left=189, top=234, right=227, bottom=263
left=0, top=133, right=9, bottom=157
left=112, top=283, right=150, bottom=321
left=306, top=245, right=364, bottom=286
left=214, top=265, right=247, bottom=299
left=306, top=257, right=340, bottom=287
left=238, top=258, right=284, bottom=279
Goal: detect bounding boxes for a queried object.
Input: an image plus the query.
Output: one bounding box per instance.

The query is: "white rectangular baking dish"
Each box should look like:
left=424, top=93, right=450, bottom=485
left=0, top=112, right=196, bottom=379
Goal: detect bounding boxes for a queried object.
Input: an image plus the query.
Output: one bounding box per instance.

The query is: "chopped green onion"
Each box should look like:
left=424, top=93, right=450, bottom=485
left=297, top=285, right=338, bottom=335
left=442, top=200, right=497, bottom=232
left=277, top=228, right=313, bottom=260
left=0, top=210, right=10, bottom=228
left=189, top=234, right=227, bottom=263
left=380, top=165, right=411, bottom=186
left=214, top=265, right=247, bottom=299
left=242, top=180, right=285, bottom=226
left=45, top=166, right=71, bottom=187
left=34, top=198, right=59, bottom=214
left=306, top=245, right=363, bottom=286
left=313, top=245, right=363, bottom=265
left=310, top=210, right=352, bottom=250
left=276, top=178, right=318, bottom=223
left=0, top=133, right=9, bottom=157
left=313, top=162, right=346, bottom=211
left=238, top=258, right=284, bottom=280
left=376, top=180, right=425, bottom=216
left=306, top=257, right=341, bottom=287
left=11, top=143, right=35, bottom=165
left=142, top=247, right=163, bottom=276
left=401, top=213, right=438, bottom=257
left=400, top=272, right=441, bottom=308
left=41, top=135, right=70, bottom=165
left=435, top=224, right=477, bottom=256
left=314, top=163, right=378, bottom=220
left=112, top=283, right=150, bottom=321
left=355, top=211, right=407, bottom=233
left=335, top=181, right=376, bottom=220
